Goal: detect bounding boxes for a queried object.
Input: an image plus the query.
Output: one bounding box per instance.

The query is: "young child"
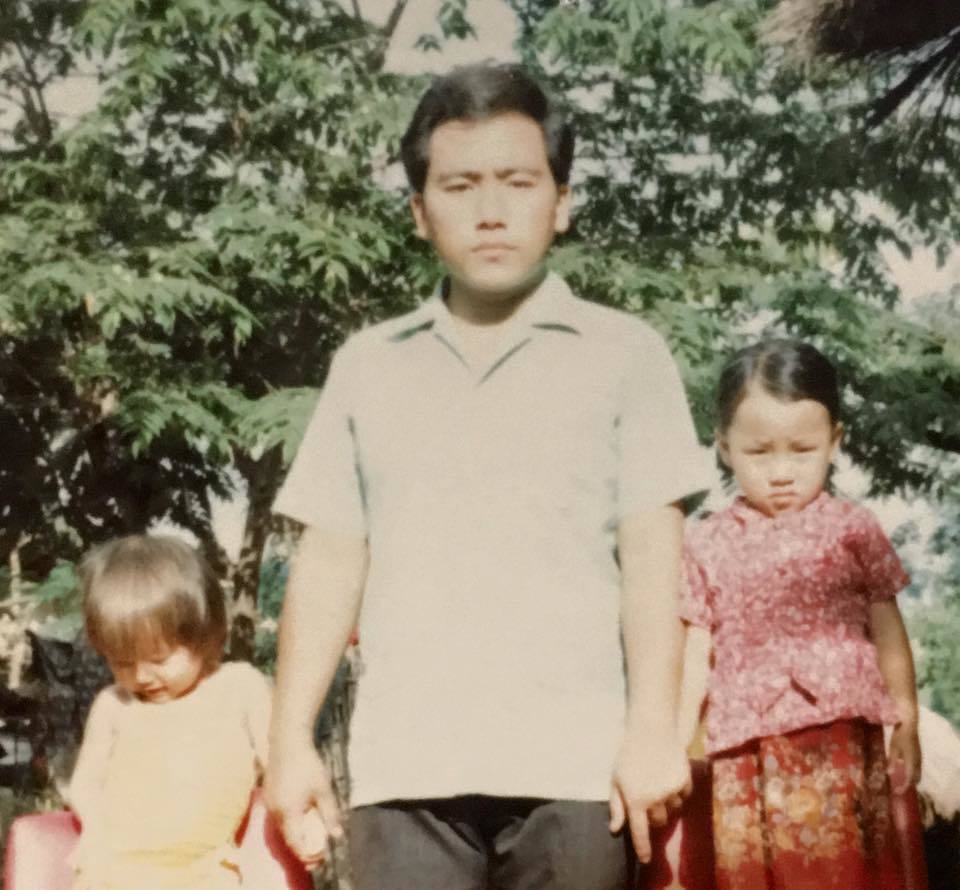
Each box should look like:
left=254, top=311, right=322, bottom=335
left=67, top=535, right=273, bottom=890
left=678, top=339, right=924, bottom=889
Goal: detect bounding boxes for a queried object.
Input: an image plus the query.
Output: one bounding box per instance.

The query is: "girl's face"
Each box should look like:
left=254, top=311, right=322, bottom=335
left=107, top=638, right=207, bottom=703
left=719, top=384, right=842, bottom=518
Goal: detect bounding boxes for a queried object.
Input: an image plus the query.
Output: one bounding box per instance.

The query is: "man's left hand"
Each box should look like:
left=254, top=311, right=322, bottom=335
left=608, top=736, right=691, bottom=863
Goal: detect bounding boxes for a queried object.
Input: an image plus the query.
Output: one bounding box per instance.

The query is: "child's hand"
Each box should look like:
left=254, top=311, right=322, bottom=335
left=264, top=745, right=342, bottom=866
left=290, top=808, right=330, bottom=868
left=887, top=722, right=921, bottom=794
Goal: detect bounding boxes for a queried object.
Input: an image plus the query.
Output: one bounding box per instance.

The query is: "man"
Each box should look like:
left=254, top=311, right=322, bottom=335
left=267, top=63, right=712, bottom=889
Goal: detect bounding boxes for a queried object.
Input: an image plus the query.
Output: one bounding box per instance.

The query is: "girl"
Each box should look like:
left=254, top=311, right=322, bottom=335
left=678, top=339, right=924, bottom=889
left=67, top=534, right=276, bottom=889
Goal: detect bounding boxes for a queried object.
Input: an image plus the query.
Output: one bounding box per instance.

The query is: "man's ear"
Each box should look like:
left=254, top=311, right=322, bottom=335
left=554, top=185, right=572, bottom=235
left=410, top=193, right=429, bottom=241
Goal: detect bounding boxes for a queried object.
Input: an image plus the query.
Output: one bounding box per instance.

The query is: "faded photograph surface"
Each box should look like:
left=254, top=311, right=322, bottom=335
left=2, top=2, right=959, bottom=889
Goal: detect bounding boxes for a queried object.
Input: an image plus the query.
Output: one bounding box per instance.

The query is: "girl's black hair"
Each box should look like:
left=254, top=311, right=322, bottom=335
left=400, top=62, right=574, bottom=193
left=716, top=339, right=841, bottom=434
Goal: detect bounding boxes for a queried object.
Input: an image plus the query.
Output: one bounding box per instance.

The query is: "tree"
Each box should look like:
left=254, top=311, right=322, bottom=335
left=908, top=517, right=960, bottom=727
left=1, top=0, right=438, bottom=621
left=3, top=0, right=960, bottom=645
left=506, top=0, right=960, bottom=497
left=766, top=0, right=960, bottom=129
left=0, top=1, right=88, bottom=151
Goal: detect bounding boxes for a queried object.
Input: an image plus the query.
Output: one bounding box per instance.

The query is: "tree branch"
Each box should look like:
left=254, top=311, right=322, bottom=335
left=11, top=36, right=53, bottom=143
left=867, top=31, right=960, bottom=128
left=383, top=0, right=409, bottom=40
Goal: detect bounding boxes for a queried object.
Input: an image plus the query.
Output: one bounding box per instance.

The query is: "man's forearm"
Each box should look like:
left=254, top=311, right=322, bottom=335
left=270, top=526, right=368, bottom=754
left=618, top=504, right=685, bottom=737
left=677, top=624, right=710, bottom=750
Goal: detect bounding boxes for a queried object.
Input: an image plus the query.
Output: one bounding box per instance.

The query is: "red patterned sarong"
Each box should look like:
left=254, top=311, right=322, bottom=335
left=711, top=720, right=926, bottom=890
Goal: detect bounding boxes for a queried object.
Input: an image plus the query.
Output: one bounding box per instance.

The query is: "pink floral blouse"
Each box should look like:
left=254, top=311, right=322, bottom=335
left=681, top=491, right=909, bottom=754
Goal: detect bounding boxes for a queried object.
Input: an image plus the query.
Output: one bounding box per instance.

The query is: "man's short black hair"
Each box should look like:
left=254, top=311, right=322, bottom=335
left=400, top=63, right=575, bottom=193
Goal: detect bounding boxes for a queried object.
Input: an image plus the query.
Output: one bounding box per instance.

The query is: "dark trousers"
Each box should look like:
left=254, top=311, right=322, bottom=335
left=349, top=795, right=632, bottom=890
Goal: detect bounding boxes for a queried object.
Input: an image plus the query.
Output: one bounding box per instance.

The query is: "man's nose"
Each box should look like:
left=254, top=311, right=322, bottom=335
left=475, top=183, right=506, bottom=228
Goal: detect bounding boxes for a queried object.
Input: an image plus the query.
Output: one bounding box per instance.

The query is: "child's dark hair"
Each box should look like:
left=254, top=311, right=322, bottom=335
left=716, top=339, right=841, bottom=434
left=400, top=62, right=574, bottom=193
left=80, top=534, right=227, bottom=669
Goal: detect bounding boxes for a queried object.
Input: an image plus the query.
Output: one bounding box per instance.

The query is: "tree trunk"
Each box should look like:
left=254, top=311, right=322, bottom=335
left=7, top=535, right=32, bottom=688
left=228, top=446, right=284, bottom=661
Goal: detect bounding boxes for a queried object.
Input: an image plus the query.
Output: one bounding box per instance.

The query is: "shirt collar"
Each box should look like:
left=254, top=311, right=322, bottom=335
left=388, top=270, right=584, bottom=343
left=729, top=490, right=834, bottom=527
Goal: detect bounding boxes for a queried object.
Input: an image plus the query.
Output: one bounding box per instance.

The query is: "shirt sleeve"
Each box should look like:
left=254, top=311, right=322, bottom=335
left=847, top=505, right=911, bottom=602
left=679, top=533, right=714, bottom=628
left=272, top=342, right=366, bottom=536
left=616, top=327, right=714, bottom=518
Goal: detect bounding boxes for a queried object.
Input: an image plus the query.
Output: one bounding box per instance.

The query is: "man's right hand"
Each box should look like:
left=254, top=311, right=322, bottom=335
left=265, top=746, right=343, bottom=867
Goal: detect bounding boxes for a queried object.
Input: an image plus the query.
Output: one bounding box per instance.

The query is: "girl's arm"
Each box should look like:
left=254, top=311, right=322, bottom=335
left=868, top=599, right=921, bottom=792
left=66, top=687, right=121, bottom=882
left=677, top=623, right=710, bottom=754
left=68, top=687, right=120, bottom=823
left=243, top=664, right=273, bottom=772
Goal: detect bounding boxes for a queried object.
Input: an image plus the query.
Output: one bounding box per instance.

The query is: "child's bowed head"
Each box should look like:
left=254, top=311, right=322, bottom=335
left=80, top=534, right=227, bottom=671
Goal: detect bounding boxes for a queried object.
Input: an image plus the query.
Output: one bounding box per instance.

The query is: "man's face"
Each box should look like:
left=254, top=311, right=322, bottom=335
left=411, top=112, right=571, bottom=317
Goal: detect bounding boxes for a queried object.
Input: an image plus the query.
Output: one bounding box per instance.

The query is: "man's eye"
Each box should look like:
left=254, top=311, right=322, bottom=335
left=509, top=179, right=534, bottom=188
left=444, top=182, right=470, bottom=192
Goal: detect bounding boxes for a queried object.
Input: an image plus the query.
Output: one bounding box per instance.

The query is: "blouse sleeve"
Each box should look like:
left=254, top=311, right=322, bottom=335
left=67, top=687, right=123, bottom=884
left=67, top=686, right=121, bottom=823
left=847, top=505, right=910, bottom=602
left=679, top=531, right=713, bottom=628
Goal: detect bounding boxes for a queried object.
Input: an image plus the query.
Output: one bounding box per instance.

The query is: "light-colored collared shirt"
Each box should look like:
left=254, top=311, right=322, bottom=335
left=681, top=492, right=907, bottom=754
left=274, top=272, right=712, bottom=805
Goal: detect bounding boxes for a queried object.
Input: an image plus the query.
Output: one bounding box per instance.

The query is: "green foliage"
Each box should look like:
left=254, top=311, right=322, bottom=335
left=2, top=0, right=960, bottom=641
left=257, top=554, right=288, bottom=620
left=913, top=600, right=960, bottom=727
left=510, top=0, right=960, bottom=495
left=905, top=477, right=960, bottom=726
left=1, top=0, right=431, bottom=589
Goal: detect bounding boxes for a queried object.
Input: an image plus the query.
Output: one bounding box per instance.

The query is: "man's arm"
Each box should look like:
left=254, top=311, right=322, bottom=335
left=609, top=502, right=687, bottom=863
left=677, top=623, right=711, bottom=753
left=265, top=525, right=368, bottom=865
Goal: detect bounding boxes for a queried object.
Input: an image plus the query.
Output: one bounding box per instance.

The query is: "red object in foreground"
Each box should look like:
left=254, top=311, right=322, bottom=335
left=640, top=753, right=928, bottom=890
left=3, top=789, right=312, bottom=890
left=643, top=758, right=717, bottom=890
left=892, top=784, right=930, bottom=890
